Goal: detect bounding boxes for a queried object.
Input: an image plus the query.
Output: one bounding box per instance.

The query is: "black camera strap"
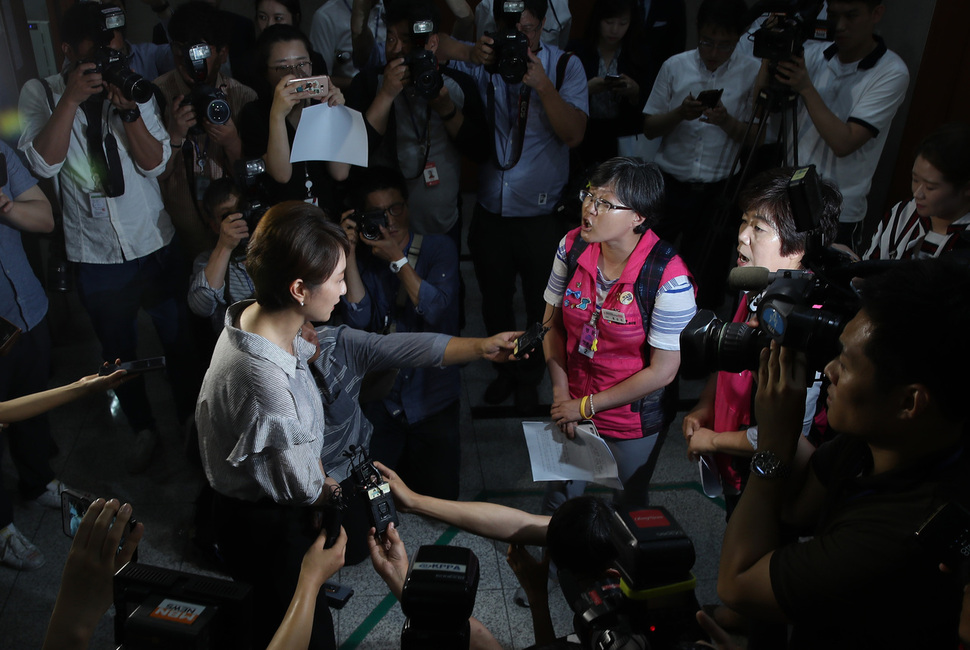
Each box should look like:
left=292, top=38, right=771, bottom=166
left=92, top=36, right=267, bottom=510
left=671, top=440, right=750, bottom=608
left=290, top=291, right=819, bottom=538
left=399, top=95, right=432, bottom=181
left=486, top=79, right=530, bottom=171
left=81, top=97, right=126, bottom=198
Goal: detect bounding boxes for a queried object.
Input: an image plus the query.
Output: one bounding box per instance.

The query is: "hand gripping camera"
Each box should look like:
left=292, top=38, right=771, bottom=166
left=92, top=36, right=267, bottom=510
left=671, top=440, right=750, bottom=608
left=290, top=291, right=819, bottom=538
left=343, top=445, right=399, bottom=536
left=180, top=43, right=231, bottom=134
left=485, top=1, right=530, bottom=84
left=232, top=158, right=270, bottom=237
left=82, top=6, right=153, bottom=104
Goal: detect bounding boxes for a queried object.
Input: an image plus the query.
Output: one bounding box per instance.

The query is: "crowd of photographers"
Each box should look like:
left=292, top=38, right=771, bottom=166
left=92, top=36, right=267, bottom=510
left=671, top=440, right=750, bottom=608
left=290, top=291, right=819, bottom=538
left=3, top=0, right=970, bottom=648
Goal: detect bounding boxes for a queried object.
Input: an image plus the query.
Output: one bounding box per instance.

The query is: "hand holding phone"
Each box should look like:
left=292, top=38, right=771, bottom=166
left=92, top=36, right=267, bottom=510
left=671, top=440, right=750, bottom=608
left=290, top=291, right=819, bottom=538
left=98, top=356, right=166, bottom=377
left=695, top=88, right=724, bottom=109
left=605, top=74, right=624, bottom=87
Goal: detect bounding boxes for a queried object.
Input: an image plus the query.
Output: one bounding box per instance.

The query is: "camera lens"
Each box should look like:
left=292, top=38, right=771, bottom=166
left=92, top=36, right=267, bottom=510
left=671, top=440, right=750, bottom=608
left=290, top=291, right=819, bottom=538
left=206, top=99, right=231, bottom=125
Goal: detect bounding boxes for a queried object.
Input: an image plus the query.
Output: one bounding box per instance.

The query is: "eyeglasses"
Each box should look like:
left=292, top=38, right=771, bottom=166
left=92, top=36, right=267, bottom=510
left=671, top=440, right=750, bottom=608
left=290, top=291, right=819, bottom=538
left=698, top=39, right=737, bottom=53
left=273, top=60, right=312, bottom=75
left=579, top=190, right=632, bottom=214
left=518, top=23, right=541, bottom=35
left=370, top=202, right=407, bottom=218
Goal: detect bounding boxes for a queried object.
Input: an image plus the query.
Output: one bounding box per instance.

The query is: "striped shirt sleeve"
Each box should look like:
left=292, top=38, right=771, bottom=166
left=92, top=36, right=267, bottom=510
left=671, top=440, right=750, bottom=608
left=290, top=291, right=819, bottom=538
left=647, top=276, right=697, bottom=351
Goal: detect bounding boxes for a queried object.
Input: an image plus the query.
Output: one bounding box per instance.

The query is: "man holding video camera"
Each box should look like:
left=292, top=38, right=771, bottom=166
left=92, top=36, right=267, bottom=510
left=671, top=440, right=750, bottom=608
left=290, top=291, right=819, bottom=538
left=155, top=0, right=257, bottom=261
left=346, top=0, right=488, bottom=238
left=717, top=256, right=970, bottom=648
left=19, top=2, right=196, bottom=473
left=444, top=0, right=588, bottom=412
left=757, top=0, right=909, bottom=250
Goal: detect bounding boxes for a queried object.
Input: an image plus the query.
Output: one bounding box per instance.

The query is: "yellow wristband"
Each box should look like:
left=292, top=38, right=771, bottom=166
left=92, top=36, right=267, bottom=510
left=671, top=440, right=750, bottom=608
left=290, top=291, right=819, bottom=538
left=579, top=396, right=589, bottom=420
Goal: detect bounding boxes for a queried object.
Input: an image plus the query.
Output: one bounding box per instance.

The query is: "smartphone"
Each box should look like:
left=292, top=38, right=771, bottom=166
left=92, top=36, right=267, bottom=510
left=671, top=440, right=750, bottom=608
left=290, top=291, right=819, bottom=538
left=915, top=501, right=970, bottom=574
left=695, top=88, right=724, bottom=109
left=513, top=323, right=550, bottom=360
left=323, top=581, right=354, bottom=609
left=61, top=488, right=138, bottom=557
left=98, top=356, right=166, bottom=377
left=285, top=76, right=329, bottom=95
left=605, top=74, right=623, bottom=86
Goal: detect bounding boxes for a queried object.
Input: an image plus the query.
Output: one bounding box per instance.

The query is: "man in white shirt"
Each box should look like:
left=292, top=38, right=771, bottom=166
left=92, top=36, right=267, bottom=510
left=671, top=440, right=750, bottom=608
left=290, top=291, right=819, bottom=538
left=310, top=0, right=386, bottom=88
left=764, top=0, right=909, bottom=250
left=643, top=0, right=758, bottom=308
left=18, top=3, right=198, bottom=472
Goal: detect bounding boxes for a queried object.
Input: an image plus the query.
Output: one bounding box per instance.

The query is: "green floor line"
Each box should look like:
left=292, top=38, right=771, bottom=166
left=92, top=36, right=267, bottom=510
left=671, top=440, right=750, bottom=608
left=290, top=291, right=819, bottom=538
left=339, top=481, right=722, bottom=647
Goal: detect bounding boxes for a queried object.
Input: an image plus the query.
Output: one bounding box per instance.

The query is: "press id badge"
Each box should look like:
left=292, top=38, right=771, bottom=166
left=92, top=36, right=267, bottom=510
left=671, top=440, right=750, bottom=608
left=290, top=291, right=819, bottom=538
left=423, top=162, right=440, bottom=187
left=194, top=176, right=210, bottom=202
left=89, top=193, right=109, bottom=218
left=578, top=322, right=598, bottom=358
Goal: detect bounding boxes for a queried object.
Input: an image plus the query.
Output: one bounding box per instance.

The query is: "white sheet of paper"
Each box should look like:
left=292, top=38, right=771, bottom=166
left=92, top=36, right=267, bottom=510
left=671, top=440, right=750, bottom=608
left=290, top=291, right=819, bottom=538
left=289, top=104, right=369, bottom=167
left=522, top=421, right=622, bottom=490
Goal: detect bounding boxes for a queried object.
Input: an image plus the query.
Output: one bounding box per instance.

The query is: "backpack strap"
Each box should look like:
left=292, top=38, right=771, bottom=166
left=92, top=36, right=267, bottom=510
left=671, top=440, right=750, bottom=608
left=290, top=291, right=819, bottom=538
left=39, top=79, right=56, bottom=112
left=634, top=239, right=678, bottom=336
left=555, top=52, right=574, bottom=92
left=564, top=231, right=589, bottom=285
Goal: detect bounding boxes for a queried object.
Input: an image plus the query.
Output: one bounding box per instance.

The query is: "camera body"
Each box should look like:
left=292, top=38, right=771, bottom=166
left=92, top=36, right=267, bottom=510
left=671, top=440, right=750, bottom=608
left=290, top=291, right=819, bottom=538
left=485, top=30, right=530, bottom=84
left=181, top=84, right=231, bottom=134
left=83, top=47, right=153, bottom=105
left=749, top=0, right=830, bottom=92
left=354, top=208, right=389, bottom=241
left=233, top=158, right=270, bottom=236
left=400, top=545, right=479, bottom=649
left=405, top=49, right=443, bottom=100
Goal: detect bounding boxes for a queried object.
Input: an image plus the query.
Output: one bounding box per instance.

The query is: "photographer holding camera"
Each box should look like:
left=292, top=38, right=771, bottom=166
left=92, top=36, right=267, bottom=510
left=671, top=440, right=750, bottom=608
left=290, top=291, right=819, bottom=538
left=338, top=166, right=461, bottom=499
left=346, top=0, right=488, bottom=238
left=18, top=1, right=197, bottom=473
left=754, top=0, right=909, bottom=250
left=442, top=0, right=588, bottom=412
left=716, top=256, right=970, bottom=648
left=155, top=0, right=257, bottom=260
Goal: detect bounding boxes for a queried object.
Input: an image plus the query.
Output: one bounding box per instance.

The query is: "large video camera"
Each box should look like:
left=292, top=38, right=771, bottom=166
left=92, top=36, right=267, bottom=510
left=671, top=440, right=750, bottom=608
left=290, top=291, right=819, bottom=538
left=749, top=0, right=831, bottom=92
left=404, top=19, right=443, bottom=100
left=82, top=6, right=153, bottom=104
left=485, top=1, right=530, bottom=84
left=180, top=43, right=231, bottom=134
left=560, top=505, right=701, bottom=650
left=400, top=545, right=480, bottom=649
left=680, top=166, right=862, bottom=378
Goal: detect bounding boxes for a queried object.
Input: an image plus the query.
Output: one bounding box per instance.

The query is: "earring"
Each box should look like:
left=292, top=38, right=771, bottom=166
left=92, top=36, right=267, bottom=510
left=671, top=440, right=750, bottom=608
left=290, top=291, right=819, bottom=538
left=300, top=300, right=305, bottom=306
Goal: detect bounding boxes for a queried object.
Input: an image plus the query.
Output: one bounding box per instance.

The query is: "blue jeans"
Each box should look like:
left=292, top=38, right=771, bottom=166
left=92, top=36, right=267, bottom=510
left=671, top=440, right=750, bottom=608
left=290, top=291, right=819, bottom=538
left=75, top=243, right=199, bottom=431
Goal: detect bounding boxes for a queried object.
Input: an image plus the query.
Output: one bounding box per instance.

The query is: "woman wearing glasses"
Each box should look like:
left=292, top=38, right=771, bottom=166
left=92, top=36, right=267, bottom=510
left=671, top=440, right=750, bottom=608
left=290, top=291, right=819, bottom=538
left=238, top=24, right=349, bottom=213
left=541, top=158, right=696, bottom=512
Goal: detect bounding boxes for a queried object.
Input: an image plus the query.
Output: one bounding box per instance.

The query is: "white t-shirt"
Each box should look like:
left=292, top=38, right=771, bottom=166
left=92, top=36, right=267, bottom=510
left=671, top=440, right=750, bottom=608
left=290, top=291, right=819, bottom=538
left=310, top=0, right=386, bottom=80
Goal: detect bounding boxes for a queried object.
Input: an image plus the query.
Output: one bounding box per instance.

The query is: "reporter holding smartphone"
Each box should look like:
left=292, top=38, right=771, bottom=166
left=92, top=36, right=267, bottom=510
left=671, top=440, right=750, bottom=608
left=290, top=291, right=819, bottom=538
left=642, top=0, right=759, bottom=310
left=238, top=24, right=349, bottom=214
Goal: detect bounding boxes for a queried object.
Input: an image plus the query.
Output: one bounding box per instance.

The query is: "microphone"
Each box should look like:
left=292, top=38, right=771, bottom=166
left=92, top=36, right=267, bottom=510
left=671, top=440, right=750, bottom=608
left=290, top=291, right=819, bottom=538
left=727, top=267, right=814, bottom=291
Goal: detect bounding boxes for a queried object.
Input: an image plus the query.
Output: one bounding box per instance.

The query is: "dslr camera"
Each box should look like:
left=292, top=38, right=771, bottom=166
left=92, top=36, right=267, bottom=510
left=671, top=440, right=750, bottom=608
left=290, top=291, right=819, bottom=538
left=353, top=208, right=388, bottom=241
left=82, top=6, right=153, bottom=104
left=179, top=43, right=231, bottom=134
left=485, top=1, right=530, bottom=84
left=233, top=158, right=270, bottom=236
left=679, top=166, right=863, bottom=378
left=404, top=19, right=443, bottom=100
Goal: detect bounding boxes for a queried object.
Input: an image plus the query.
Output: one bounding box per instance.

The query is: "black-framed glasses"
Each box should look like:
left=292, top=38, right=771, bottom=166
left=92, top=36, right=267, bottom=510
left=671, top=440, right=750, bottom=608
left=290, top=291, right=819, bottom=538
left=273, top=60, right=312, bottom=75
left=698, top=39, right=737, bottom=53
left=369, top=201, right=407, bottom=218
left=579, top=190, right=632, bottom=214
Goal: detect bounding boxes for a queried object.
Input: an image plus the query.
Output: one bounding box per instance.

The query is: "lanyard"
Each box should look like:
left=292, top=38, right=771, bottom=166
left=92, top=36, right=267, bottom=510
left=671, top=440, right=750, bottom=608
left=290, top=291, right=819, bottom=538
left=400, top=94, right=432, bottom=180
left=486, top=79, right=530, bottom=171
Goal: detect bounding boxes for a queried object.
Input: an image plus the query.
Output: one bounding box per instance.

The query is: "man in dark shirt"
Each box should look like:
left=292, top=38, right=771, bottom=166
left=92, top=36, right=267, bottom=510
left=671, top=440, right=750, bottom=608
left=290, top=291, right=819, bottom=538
left=717, top=256, right=970, bottom=648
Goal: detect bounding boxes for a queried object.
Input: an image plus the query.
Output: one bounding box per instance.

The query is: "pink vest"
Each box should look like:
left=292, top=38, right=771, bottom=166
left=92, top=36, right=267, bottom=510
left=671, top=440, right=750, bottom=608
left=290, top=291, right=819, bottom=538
left=561, top=228, right=690, bottom=439
left=712, top=296, right=754, bottom=492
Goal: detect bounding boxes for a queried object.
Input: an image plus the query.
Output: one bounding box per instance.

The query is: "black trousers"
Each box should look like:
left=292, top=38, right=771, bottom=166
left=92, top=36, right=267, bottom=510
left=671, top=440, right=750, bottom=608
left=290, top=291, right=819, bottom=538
left=211, top=492, right=337, bottom=650
left=467, top=205, right=562, bottom=386
left=0, top=318, right=55, bottom=527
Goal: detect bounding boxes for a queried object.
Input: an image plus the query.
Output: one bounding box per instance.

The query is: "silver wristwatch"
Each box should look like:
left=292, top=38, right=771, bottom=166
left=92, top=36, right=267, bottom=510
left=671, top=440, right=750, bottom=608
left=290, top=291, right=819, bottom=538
left=750, top=450, right=790, bottom=480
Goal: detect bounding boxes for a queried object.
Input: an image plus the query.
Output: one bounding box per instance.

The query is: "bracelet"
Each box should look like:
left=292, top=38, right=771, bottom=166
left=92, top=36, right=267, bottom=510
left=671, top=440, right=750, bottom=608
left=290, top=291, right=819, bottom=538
left=440, top=105, right=458, bottom=121
left=588, top=393, right=596, bottom=417
left=579, top=396, right=590, bottom=420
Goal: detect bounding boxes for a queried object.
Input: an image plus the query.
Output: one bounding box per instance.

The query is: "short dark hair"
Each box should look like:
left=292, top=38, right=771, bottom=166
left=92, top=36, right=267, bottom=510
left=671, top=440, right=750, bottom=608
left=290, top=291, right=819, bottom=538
left=256, top=24, right=313, bottom=76
left=857, top=256, right=970, bottom=423
left=61, top=3, right=115, bottom=51
left=696, top=0, right=749, bottom=36
left=547, top=496, right=617, bottom=579
left=352, top=166, right=409, bottom=206
left=493, top=0, right=548, bottom=26
left=583, top=0, right=638, bottom=48
left=588, top=157, right=665, bottom=234
left=201, top=178, right=240, bottom=222
left=738, top=167, right=841, bottom=257
left=255, top=0, right=303, bottom=28
left=246, top=201, right=349, bottom=311
left=915, top=122, right=970, bottom=189
left=385, top=0, right=441, bottom=34
left=169, top=1, right=229, bottom=50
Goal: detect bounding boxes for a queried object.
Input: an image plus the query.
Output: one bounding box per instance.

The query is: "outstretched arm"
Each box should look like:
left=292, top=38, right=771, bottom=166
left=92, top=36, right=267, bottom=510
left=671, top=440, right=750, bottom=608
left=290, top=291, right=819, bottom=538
left=375, top=462, right=549, bottom=545
left=441, top=331, right=522, bottom=365
left=0, top=364, right=128, bottom=425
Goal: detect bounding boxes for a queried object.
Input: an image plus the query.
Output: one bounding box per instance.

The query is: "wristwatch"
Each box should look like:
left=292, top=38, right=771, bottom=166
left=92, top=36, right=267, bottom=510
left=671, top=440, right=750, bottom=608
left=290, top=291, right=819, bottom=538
left=750, top=450, right=790, bottom=480
left=389, top=256, right=409, bottom=273
left=116, top=108, right=140, bottom=123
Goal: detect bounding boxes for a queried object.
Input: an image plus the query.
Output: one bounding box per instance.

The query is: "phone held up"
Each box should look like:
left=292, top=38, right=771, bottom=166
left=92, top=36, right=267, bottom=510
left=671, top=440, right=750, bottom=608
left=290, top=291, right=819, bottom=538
left=285, top=76, right=329, bottom=95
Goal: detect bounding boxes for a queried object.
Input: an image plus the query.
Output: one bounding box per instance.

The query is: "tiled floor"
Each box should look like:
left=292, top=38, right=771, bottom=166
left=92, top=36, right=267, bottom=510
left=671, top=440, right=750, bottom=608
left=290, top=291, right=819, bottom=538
left=0, top=234, right=732, bottom=649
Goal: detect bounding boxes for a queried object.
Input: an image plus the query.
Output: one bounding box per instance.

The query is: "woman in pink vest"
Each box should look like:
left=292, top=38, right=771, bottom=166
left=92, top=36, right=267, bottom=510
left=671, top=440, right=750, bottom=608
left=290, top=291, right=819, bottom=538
left=541, top=157, right=696, bottom=512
